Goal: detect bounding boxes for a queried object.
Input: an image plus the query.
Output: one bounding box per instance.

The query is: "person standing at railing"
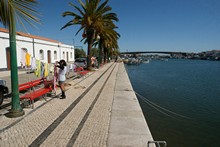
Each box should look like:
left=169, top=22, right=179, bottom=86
left=56, top=59, right=67, bottom=99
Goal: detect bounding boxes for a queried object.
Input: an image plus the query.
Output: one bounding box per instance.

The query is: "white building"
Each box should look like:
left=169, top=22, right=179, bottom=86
left=0, top=28, right=74, bottom=70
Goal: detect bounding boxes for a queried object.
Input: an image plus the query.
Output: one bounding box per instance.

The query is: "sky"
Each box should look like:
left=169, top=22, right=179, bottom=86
left=1, top=0, right=220, bottom=53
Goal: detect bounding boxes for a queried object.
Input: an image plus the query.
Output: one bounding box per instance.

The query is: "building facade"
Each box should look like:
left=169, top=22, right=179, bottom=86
left=0, top=28, right=74, bottom=70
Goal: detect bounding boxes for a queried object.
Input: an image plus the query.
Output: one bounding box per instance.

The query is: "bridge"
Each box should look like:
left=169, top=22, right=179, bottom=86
left=120, top=51, right=189, bottom=56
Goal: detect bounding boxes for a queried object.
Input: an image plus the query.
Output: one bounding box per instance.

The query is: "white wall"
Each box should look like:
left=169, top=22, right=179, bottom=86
left=59, top=43, right=75, bottom=62
left=16, top=35, right=33, bottom=67
left=0, top=31, right=10, bottom=69
left=0, top=30, right=74, bottom=70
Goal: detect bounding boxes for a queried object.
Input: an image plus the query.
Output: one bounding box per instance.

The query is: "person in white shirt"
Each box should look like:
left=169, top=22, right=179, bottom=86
left=56, top=60, right=67, bottom=99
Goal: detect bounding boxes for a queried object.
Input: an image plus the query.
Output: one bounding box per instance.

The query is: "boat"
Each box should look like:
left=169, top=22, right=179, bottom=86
left=143, top=60, right=150, bottom=63
left=127, top=58, right=141, bottom=65
left=159, top=58, right=168, bottom=61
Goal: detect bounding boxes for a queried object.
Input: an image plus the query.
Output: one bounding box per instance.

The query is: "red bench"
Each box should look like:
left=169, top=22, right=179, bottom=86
left=20, top=79, right=54, bottom=108
left=78, top=70, right=90, bottom=77
left=19, top=78, right=44, bottom=91
left=75, top=67, right=84, bottom=72
left=20, top=87, right=52, bottom=108
left=73, top=68, right=90, bottom=79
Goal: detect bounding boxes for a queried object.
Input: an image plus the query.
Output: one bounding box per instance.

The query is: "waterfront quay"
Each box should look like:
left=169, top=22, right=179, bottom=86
left=0, top=62, right=154, bottom=147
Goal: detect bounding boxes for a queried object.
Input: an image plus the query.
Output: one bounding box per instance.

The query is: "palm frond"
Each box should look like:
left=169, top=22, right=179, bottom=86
left=69, top=2, right=85, bottom=17
left=96, top=0, right=109, bottom=13
left=0, top=0, right=40, bottom=30
left=102, top=13, right=118, bottom=22
left=77, top=0, right=86, bottom=13
left=75, top=26, right=84, bottom=36
left=62, top=11, right=81, bottom=18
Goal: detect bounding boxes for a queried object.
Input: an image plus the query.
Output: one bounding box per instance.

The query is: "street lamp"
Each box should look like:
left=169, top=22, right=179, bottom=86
left=5, top=10, right=24, bottom=118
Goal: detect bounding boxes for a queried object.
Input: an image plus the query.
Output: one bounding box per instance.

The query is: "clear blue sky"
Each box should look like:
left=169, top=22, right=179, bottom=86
left=1, top=0, right=220, bottom=53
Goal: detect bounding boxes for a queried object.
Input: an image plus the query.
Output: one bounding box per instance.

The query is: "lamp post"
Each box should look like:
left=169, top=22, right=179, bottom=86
left=73, top=39, right=75, bottom=46
left=5, top=10, right=24, bottom=118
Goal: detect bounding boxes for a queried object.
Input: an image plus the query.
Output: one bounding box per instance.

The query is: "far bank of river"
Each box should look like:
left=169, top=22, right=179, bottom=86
left=125, top=59, right=220, bottom=147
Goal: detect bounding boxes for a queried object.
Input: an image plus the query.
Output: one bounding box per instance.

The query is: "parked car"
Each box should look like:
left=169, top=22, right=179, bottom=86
left=0, top=79, right=9, bottom=105
left=74, top=58, right=87, bottom=68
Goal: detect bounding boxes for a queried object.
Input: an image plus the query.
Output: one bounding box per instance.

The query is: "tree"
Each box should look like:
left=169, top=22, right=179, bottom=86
left=97, top=22, right=120, bottom=63
left=91, top=48, right=99, bottom=57
left=0, top=0, right=39, bottom=118
left=75, top=48, right=86, bottom=58
left=61, top=0, right=118, bottom=70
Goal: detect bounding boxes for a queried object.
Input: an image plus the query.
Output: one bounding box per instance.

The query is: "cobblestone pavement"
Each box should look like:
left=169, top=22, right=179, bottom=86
left=0, top=62, right=154, bottom=147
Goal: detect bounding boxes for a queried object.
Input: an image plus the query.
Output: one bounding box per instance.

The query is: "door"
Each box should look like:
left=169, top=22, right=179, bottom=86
left=47, top=50, right=51, bottom=63
left=66, top=52, right=69, bottom=62
left=6, top=47, right=10, bottom=70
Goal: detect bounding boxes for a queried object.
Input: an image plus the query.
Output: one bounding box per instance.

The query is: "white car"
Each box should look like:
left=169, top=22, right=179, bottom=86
left=74, top=58, right=87, bottom=68
left=0, top=79, right=9, bottom=105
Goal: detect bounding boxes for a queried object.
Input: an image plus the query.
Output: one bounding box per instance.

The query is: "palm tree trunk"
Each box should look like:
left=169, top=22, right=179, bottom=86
left=98, top=39, right=101, bottom=68
left=86, top=28, right=95, bottom=70
left=98, top=38, right=103, bottom=68
left=107, top=50, right=110, bottom=63
left=87, top=41, right=92, bottom=70
left=104, top=47, right=108, bottom=63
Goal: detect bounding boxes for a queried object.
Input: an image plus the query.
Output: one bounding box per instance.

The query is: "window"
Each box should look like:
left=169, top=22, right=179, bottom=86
left=40, top=49, right=44, bottom=60
left=54, top=51, right=57, bottom=60
left=70, top=52, right=73, bottom=59
left=63, top=51, right=65, bottom=59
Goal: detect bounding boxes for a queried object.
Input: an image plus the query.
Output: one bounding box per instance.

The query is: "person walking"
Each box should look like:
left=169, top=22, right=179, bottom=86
left=56, top=59, right=67, bottom=99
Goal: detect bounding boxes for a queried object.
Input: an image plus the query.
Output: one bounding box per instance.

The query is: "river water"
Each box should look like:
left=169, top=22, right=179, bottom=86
left=125, top=59, right=220, bottom=147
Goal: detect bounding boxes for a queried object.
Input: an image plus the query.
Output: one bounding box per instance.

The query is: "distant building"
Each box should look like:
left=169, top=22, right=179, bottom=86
left=205, top=50, right=220, bottom=60
left=0, top=28, right=74, bottom=70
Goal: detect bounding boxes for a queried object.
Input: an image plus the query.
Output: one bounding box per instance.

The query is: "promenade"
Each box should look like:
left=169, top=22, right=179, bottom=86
left=0, top=62, right=154, bottom=147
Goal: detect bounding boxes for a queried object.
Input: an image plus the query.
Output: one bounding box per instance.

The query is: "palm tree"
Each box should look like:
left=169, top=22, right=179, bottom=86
left=0, top=0, right=39, bottom=118
left=98, top=22, right=120, bottom=63
left=61, top=0, right=118, bottom=70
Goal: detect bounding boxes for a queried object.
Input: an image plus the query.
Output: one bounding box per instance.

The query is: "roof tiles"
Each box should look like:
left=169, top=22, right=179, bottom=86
left=0, top=28, right=59, bottom=43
